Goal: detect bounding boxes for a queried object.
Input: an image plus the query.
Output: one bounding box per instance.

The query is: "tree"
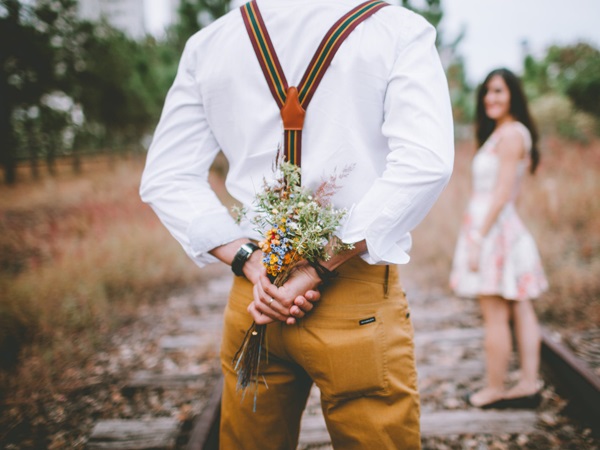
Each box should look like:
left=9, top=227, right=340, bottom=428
left=0, top=0, right=56, bottom=183
left=1, top=0, right=182, bottom=183
left=549, top=44, right=600, bottom=117
left=1, top=0, right=94, bottom=181
left=523, top=42, right=600, bottom=118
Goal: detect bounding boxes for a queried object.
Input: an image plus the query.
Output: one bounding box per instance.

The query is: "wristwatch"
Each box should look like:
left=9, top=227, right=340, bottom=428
left=231, top=242, right=259, bottom=277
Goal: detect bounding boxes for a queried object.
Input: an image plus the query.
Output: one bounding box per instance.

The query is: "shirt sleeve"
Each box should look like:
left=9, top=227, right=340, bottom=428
left=340, top=17, right=454, bottom=265
left=139, top=37, right=246, bottom=267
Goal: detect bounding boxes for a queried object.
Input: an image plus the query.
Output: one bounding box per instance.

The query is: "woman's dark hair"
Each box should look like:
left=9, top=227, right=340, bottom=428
left=475, top=68, right=540, bottom=174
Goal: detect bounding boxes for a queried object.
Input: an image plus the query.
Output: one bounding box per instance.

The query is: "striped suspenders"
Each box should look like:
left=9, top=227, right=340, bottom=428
left=241, top=0, right=388, bottom=167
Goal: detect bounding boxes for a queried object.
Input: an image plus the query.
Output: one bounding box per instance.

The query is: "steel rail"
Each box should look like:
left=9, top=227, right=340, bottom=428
left=541, top=326, right=600, bottom=428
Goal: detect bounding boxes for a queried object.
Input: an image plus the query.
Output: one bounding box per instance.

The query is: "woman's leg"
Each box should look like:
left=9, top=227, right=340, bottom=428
left=506, top=299, right=541, bottom=397
left=469, top=295, right=512, bottom=406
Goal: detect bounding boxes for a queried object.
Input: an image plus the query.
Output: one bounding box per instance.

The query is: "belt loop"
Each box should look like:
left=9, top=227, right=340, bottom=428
left=383, top=265, right=389, bottom=299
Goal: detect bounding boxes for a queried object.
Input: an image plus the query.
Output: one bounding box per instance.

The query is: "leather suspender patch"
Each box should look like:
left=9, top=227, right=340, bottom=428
left=241, top=0, right=388, bottom=168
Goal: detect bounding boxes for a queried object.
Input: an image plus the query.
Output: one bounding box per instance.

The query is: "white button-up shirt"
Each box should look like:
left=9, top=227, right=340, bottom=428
left=140, top=0, right=454, bottom=267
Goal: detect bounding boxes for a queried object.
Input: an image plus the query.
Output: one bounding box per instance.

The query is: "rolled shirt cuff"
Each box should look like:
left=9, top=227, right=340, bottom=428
left=187, top=212, right=247, bottom=267
left=341, top=231, right=412, bottom=265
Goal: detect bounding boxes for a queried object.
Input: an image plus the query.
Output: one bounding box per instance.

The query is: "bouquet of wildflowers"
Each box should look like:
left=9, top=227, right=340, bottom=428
left=232, top=160, right=353, bottom=407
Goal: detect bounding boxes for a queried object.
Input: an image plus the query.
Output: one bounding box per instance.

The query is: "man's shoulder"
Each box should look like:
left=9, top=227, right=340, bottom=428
left=184, top=1, right=433, bottom=53
left=185, top=6, right=242, bottom=49
left=380, top=4, right=435, bottom=34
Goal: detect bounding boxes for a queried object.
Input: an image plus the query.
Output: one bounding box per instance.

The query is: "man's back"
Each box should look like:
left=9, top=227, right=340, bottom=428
left=140, top=2, right=454, bottom=448
left=143, top=0, right=454, bottom=266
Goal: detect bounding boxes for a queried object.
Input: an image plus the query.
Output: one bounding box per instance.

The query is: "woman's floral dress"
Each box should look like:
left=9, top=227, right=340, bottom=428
left=450, top=122, right=548, bottom=301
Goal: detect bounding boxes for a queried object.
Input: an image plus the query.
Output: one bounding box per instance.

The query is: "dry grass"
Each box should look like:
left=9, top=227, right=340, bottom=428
left=404, top=136, right=600, bottom=330
left=1, top=137, right=598, bottom=401
left=0, top=154, right=233, bottom=394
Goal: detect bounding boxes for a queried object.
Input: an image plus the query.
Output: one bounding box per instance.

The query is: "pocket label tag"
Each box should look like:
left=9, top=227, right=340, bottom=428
left=359, top=317, right=376, bottom=326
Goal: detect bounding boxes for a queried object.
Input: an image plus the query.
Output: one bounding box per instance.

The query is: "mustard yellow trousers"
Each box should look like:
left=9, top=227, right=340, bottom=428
left=219, top=257, right=421, bottom=449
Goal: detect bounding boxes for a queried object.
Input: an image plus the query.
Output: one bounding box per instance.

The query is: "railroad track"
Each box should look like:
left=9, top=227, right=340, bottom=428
left=86, top=273, right=599, bottom=449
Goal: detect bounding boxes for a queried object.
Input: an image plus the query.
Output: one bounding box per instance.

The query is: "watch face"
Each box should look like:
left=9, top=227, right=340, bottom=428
left=241, top=243, right=258, bottom=257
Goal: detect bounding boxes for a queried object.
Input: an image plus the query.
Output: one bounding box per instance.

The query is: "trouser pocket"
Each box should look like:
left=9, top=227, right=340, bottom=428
left=302, top=311, right=389, bottom=400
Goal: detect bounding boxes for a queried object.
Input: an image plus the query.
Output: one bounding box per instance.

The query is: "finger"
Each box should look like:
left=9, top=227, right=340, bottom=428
left=262, top=294, right=291, bottom=316
left=253, top=298, right=289, bottom=323
left=260, top=272, right=281, bottom=302
left=247, top=303, right=275, bottom=325
left=256, top=275, right=292, bottom=313
left=253, top=283, right=287, bottom=317
left=285, top=316, right=297, bottom=326
left=293, top=296, right=313, bottom=313
left=304, top=290, right=321, bottom=303
left=251, top=285, right=281, bottom=321
left=289, top=304, right=306, bottom=318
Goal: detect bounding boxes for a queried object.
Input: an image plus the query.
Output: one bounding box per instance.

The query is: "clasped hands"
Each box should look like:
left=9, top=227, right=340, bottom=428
left=243, top=252, right=322, bottom=326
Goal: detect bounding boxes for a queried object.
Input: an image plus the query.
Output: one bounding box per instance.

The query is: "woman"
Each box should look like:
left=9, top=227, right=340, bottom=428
left=450, top=68, right=548, bottom=409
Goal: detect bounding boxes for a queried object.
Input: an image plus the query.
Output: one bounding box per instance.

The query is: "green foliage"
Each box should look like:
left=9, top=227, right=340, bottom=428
left=73, top=23, right=164, bottom=148
left=0, top=0, right=240, bottom=184
left=0, top=0, right=183, bottom=183
left=401, top=0, right=473, bottom=124
left=557, top=45, right=600, bottom=117
left=522, top=42, right=600, bottom=139
left=1, top=0, right=56, bottom=182
left=523, top=42, right=600, bottom=118
left=446, top=58, right=475, bottom=124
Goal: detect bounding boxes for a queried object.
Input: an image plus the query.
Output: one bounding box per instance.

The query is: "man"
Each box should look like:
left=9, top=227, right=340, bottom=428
left=140, top=0, right=453, bottom=448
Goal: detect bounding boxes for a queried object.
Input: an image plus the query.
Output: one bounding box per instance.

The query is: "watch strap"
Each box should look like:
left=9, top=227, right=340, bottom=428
left=231, top=242, right=259, bottom=277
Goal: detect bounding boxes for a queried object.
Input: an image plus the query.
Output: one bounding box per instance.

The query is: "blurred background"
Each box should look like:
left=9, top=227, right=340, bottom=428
left=0, top=0, right=598, bottom=447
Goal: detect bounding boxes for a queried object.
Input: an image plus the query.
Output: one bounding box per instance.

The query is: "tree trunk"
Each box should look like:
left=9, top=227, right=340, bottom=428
left=27, top=122, right=40, bottom=180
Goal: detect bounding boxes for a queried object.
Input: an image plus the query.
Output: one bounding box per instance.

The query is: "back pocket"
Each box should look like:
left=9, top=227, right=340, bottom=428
left=303, top=313, right=388, bottom=400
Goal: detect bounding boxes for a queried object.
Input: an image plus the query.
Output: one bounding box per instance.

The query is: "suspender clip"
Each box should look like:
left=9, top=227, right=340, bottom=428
left=280, top=87, right=306, bottom=131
